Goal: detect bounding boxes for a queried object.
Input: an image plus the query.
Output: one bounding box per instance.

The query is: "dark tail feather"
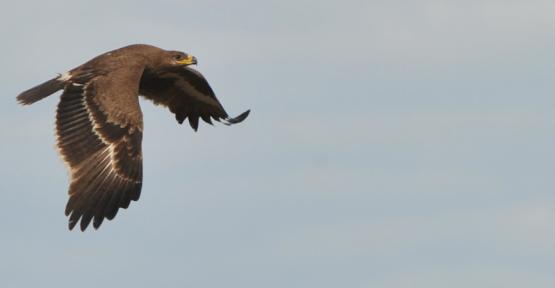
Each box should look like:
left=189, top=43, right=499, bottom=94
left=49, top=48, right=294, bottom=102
left=16, top=76, right=65, bottom=105
left=222, top=109, right=250, bottom=125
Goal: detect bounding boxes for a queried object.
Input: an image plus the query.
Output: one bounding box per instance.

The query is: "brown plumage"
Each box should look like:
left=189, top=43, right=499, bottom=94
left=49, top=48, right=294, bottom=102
left=16, top=44, right=250, bottom=231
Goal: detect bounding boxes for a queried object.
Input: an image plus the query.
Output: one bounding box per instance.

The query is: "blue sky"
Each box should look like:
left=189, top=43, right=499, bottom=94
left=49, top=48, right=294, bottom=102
left=1, top=1, right=554, bottom=287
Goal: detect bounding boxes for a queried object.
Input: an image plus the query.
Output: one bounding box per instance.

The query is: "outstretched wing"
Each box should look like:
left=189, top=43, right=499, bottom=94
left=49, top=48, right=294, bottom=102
left=56, top=70, right=143, bottom=231
left=139, top=66, right=250, bottom=131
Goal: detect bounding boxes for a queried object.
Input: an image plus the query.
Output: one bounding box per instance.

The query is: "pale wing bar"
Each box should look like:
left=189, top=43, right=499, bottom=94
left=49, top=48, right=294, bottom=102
left=56, top=83, right=143, bottom=231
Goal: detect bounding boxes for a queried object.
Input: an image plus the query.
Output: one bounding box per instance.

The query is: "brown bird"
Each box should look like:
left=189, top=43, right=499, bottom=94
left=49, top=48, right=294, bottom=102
left=17, top=44, right=250, bottom=231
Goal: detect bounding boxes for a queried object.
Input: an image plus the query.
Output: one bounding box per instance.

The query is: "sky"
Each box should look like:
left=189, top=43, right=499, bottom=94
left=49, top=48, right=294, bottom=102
left=1, top=0, right=554, bottom=287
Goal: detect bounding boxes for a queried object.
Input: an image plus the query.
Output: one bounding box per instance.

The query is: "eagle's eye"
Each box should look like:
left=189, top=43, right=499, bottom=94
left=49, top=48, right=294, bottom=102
left=174, top=54, right=184, bottom=60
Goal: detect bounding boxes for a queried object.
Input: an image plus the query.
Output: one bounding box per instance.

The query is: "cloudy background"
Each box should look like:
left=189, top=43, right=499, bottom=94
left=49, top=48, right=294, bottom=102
left=1, top=0, right=554, bottom=287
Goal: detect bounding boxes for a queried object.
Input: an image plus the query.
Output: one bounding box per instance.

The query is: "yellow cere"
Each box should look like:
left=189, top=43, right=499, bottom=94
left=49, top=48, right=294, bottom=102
left=176, top=55, right=195, bottom=65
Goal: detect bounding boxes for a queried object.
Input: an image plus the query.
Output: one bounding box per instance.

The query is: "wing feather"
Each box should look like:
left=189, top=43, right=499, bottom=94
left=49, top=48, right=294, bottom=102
left=139, top=66, right=249, bottom=131
left=56, top=80, right=143, bottom=231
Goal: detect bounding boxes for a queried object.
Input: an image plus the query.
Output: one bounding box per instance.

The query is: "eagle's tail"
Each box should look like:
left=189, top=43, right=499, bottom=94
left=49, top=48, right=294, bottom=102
left=16, top=75, right=66, bottom=105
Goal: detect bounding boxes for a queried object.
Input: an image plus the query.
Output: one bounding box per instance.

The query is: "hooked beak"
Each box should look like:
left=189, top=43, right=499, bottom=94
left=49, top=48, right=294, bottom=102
left=176, top=55, right=197, bottom=65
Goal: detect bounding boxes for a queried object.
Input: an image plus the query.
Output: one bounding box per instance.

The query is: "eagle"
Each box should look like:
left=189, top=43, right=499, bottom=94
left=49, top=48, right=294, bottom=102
left=16, top=44, right=250, bottom=231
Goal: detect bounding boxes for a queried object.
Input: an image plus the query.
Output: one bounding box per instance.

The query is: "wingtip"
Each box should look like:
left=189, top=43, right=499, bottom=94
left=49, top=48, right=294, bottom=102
left=68, top=220, right=77, bottom=231
left=223, top=109, right=250, bottom=125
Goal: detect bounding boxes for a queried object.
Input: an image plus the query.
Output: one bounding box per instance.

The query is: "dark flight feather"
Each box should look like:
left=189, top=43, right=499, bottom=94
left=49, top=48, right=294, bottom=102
left=57, top=81, right=143, bottom=231
left=140, top=66, right=249, bottom=131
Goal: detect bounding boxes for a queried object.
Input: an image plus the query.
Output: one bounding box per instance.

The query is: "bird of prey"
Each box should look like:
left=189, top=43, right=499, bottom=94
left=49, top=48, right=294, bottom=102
left=17, top=44, right=250, bottom=231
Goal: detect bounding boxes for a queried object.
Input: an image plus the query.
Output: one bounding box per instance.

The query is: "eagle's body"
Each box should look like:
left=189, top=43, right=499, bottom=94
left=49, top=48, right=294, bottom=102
left=17, top=44, right=249, bottom=231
